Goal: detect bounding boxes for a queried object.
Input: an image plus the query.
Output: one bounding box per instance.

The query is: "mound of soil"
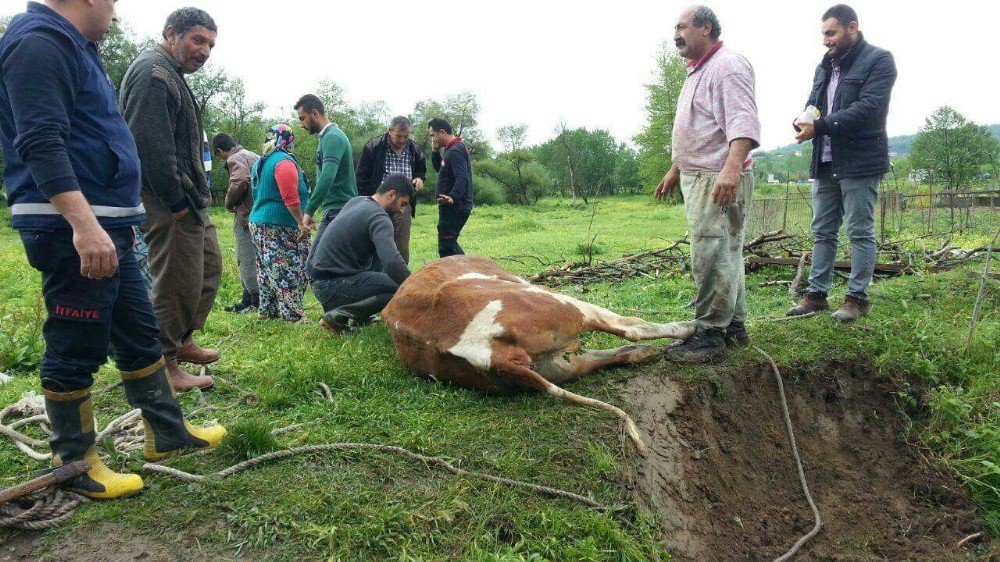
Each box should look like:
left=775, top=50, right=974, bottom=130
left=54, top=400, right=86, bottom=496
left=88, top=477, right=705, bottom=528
left=622, top=359, right=990, bottom=561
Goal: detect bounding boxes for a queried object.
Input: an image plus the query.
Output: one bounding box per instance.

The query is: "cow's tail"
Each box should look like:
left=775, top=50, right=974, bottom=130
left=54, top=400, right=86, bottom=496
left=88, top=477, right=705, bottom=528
left=495, top=358, right=648, bottom=457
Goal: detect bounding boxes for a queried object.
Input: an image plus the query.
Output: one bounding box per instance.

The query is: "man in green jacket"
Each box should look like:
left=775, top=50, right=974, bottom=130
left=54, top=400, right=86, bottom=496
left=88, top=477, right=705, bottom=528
left=294, top=94, right=357, bottom=254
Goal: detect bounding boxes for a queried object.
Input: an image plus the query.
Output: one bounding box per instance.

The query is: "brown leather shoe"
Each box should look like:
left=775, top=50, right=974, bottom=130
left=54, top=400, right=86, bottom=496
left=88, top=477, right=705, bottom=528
left=164, top=357, right=214, bottom=391
left=831, top=295, right=871, bottom=323
left=786, top=291, right=830, bottom=316
left=176, top=338, right=220, bottom=365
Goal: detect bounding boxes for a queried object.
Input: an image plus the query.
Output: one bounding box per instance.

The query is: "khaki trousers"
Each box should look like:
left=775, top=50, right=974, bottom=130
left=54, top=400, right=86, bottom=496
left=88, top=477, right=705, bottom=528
left=680, top=171, right=754, bottom=330
left=140, top=193, right=222, bottom=357
left=392, top=211, right=413, bottom=264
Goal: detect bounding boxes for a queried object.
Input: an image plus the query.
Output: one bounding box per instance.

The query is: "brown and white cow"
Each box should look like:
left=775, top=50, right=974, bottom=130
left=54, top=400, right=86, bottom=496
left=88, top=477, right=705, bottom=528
left=382, top=255, right=696, bottom=455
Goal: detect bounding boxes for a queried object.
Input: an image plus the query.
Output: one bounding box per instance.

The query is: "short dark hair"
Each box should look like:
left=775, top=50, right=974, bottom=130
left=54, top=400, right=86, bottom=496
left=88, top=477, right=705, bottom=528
left=691, top=6, right=722, bottom=40
left=822, top=4, right=858, bottom=28
left=162, top=7, right=217, bottom=40
left=377, top=173, right=416, bottom=199
left=294, top=94, right=325, bottom=116
left=389, top=116, right=412, bottom=130
left=212, top=133, right=237, bottom=152
left=427, top=117, right=453, bottom=135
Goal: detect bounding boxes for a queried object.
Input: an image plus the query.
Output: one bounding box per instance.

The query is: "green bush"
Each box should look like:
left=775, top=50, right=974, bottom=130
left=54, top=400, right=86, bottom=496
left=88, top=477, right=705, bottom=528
left=473, top=176, right=506, bottom=206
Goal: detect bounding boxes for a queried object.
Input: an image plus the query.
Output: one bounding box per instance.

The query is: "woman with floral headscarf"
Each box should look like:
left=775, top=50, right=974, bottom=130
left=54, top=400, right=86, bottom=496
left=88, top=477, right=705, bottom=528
left=248, top=124, right=312, bottom=323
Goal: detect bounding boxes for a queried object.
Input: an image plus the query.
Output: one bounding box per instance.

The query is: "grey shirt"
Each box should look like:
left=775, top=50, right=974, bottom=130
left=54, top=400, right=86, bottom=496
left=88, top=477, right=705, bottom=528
left=306, top=196, right=410, bottom=284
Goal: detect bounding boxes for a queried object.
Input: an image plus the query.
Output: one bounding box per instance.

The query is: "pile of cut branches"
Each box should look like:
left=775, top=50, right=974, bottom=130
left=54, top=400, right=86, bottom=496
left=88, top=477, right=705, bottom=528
left=531, top=230, right=997, bottom=289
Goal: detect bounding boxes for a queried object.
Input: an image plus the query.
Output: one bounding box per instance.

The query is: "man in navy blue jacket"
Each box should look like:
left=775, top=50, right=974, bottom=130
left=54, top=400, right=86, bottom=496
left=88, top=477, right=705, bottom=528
left=789, top=4, right=896, bottom=322
left=428, top=117, right=473, bottom=257
left=0, top=1, right=225, bottom=500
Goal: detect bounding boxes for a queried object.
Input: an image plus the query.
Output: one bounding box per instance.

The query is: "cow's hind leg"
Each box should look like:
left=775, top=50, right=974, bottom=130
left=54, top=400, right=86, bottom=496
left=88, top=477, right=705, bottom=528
left=493, top=349, right=649, bottom=456
left=534, top=345, right=664, bottom=385
left=524, top=287, right=696, bottom=342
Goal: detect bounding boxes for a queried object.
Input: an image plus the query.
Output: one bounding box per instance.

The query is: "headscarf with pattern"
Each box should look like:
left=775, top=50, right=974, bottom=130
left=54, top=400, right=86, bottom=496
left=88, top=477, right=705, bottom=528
left=262, top=124, right=295, bottom=157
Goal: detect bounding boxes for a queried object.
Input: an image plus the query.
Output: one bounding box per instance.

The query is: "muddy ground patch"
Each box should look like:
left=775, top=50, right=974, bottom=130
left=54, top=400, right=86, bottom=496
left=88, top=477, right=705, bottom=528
left=623, top=359, right=995, bottom=561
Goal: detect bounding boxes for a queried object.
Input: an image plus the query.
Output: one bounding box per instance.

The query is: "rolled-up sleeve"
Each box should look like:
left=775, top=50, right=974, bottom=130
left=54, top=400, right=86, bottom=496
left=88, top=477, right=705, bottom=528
left=4, top=34, right=80, bottom=198
left=274, top=159, right=301, bottom=207
left=713, top=66, right=761, bottom=150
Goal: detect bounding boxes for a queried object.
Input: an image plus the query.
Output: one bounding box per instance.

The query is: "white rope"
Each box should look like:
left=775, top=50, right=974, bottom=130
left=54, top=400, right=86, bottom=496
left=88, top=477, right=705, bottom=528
left=753, top=346, right=823, bottom=561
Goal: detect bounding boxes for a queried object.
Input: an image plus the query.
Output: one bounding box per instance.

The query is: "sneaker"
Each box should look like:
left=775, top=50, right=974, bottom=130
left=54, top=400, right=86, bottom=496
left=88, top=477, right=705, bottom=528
left=724, top=321, right=749, bottom=348
left=665, top=328, right=726, bottom=364
left=786, top=291, right=830, bottom=317
left=831, top=295, right=871, bottom=323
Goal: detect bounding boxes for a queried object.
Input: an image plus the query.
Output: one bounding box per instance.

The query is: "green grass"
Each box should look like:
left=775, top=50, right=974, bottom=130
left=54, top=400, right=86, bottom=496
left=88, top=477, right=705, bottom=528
left=0, top=196, right=997, bottom=560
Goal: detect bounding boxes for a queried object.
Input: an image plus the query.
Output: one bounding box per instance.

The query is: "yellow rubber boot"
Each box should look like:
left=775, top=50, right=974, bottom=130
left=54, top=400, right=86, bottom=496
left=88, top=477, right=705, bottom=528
left=72, top=447, right=144, bottom=500
left=44, top=389, right=143, bottom=500
left=142, top=419, right=227, bottom=461
left=121, top=360, right=227, bottom=461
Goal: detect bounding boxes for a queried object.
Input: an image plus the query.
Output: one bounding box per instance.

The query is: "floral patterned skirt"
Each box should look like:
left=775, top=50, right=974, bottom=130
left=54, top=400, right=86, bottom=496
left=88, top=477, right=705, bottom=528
left=249, top=223, right=310, bottom=322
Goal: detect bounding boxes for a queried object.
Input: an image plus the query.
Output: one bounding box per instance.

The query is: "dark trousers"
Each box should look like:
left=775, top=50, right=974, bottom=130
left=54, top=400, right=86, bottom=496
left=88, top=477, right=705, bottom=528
left=438, top=205, right=471, bottom=258
left=19, top=227, right=163, bottom=392
left=140, top=194, right=222, bottom=358
left=392, top=210, right=412, bottom=264
left=310, top=208, right=341, bottom=259
left=312, top=271, right=399, bottom=320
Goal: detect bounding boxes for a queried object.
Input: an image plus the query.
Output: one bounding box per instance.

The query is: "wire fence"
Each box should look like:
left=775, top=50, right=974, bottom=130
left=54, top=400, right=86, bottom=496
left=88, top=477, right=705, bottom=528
left=747, top=183, right=1000, bottom=244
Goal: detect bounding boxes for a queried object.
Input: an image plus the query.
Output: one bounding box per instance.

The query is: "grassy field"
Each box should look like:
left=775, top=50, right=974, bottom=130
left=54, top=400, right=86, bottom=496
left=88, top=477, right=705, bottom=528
left=0, top=196, right=997, bottom=560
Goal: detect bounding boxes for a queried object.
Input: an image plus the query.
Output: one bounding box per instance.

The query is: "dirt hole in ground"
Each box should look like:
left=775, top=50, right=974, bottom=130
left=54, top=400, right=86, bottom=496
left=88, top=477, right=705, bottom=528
left=622, top=358, right=989, bottom=561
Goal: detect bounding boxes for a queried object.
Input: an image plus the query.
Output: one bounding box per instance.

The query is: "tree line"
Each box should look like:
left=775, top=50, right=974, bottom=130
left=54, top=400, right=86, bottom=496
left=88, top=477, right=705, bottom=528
left=9, top=20, right=991, bottom=208
left=753, top=106, right=1000, bottom=191
left=0, top=22, right=690, bottom=208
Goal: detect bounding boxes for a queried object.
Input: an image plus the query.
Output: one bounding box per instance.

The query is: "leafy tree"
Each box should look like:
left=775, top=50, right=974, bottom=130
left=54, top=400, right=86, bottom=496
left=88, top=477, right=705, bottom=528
left=411, top=91, right=491, bottom=159
left=100, top=22, right=149, bottom=90
left=612, top=144, right=643, bottom=194
left=911, top=106, right=1000, bottom=190
left=535, top=127, right=628, bottom=198
left=634, top=44, right=686, bottom=192
left=188, top=64, right=231, bottom=124
left=478, top=124, right=549, bottom=205
left=202, top=77, right=269, bottom=193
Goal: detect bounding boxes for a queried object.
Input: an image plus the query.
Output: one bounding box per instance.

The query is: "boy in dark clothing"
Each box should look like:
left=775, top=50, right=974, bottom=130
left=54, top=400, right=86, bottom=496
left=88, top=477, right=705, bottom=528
left=308, top=174, right=414, bottom=334
left=428, top=118, right=473, bottom=257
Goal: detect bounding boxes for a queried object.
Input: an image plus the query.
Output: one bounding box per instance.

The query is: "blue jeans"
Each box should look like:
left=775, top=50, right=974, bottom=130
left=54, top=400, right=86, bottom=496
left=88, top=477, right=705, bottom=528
left=19, top=227, right=163, bottom=392
left=312, top=271, right=399, bottom=320
left=438, top=205, right=471, bottom=257
left=808, top=165, right=881, bottom=300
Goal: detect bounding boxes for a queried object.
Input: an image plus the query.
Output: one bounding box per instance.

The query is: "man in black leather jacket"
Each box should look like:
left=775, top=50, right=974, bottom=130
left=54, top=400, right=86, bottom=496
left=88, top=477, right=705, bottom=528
left=355, top=116, right=427, bottom=263
left=789, top=4, right=897, bottom=322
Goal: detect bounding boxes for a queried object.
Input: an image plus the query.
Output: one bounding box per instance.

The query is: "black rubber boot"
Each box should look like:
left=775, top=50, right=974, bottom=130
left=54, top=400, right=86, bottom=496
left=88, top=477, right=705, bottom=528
left=319, top=309, right=354, bottom=334
left=44, top=388, right=143, bottom=499
left=665, top=328, right=727, bottom=364
left=724, top=321, right=750, bottom=348
left=120, top=361, right=226, bottom=460
left=224, top=290, right=253, bottom=313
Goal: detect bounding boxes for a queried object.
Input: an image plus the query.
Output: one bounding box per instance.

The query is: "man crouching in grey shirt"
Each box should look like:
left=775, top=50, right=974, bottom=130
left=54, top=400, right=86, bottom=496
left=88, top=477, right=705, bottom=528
left=307, top=174, right=414, bottom=333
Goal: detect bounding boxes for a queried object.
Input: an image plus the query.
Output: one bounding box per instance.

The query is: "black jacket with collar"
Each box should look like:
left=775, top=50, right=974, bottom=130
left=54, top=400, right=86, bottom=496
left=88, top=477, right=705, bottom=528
left=805, top=35, right=897, bottom=179
left=355, top=133, right=427, bottom=216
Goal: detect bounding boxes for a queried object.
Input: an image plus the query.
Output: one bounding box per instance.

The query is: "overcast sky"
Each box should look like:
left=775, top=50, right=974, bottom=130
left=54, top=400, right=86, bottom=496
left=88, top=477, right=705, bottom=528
left=3, top=0, right=998, bottom=151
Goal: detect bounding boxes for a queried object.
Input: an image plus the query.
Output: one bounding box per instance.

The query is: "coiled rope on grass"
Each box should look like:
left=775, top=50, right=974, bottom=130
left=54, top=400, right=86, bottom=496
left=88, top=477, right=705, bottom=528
left=0, top=489, right=89, bottom=531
